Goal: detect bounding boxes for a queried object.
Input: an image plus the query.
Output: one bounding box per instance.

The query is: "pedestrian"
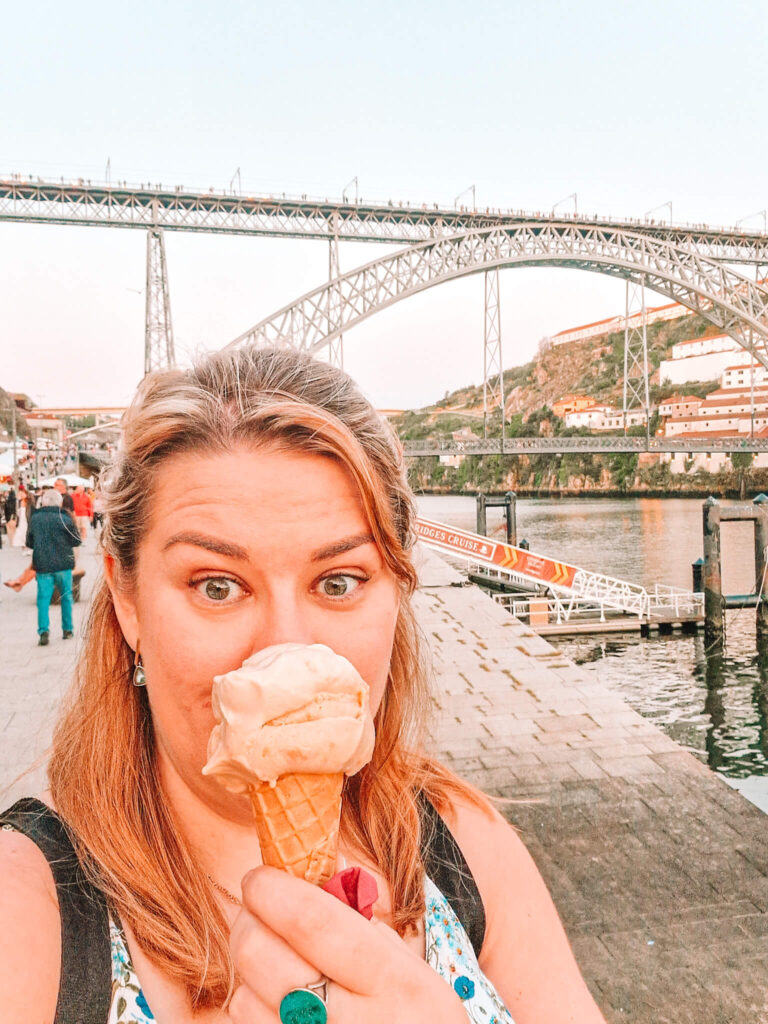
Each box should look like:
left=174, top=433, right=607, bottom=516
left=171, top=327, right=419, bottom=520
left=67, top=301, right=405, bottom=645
left=3, top=485, right=18, bottom=547
left=53, top=477, right=75, bottom=517
left=25, top=488, right=81, bottom=646
left=12, top=487, right=28, bottom=548
left=91, top=490, right=105, bottom=532
left=71, top=484, right=93, bottom=541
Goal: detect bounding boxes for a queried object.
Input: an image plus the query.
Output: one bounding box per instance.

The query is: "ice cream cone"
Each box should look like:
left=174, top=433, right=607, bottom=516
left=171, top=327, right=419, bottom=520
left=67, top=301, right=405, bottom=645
left=249, top=771, right=344, bottom=885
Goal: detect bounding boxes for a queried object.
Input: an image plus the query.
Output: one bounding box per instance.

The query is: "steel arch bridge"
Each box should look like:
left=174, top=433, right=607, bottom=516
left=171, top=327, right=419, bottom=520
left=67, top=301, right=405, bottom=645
left=224, top=222, right=768, bottom=368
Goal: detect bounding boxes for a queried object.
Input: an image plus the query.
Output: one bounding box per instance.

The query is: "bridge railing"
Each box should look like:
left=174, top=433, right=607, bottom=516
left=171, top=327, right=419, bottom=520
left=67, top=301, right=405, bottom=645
left=402, top=436, right=768, bottom=455
left=2, top=174, right=767, bottom=241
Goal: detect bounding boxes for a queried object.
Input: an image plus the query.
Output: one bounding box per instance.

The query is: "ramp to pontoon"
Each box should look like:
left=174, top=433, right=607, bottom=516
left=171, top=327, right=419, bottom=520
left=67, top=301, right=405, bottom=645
left=415, top=517, right=701, bottom=621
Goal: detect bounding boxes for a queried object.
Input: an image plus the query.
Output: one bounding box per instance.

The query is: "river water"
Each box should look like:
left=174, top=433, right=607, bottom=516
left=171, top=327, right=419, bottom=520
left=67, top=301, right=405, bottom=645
left=415, top=494, right=768, bottom=787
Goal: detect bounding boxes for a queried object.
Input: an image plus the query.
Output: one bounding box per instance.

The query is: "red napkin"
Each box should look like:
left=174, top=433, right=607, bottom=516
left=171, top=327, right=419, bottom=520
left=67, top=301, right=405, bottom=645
left=322, top=866, right=378, bottom=920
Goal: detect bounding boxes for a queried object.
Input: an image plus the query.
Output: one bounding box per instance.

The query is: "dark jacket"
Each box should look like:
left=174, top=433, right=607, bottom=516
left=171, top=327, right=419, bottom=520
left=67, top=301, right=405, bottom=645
left=25, top=505, right=81, bottom=573
left=4, top=490, right=16, bottom=522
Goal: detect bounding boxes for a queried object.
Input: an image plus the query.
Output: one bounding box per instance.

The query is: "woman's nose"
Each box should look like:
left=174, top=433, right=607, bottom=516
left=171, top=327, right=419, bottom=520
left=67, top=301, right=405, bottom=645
left=255, top=593, right=315, bottom=649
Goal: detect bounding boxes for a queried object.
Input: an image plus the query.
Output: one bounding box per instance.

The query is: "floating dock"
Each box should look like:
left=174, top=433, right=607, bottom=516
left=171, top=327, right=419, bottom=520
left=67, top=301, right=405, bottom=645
left=417, top=516, right=705, bottom=638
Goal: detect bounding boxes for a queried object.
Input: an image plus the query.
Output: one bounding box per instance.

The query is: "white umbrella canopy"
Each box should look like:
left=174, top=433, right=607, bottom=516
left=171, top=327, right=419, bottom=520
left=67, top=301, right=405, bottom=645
left=38, top=473, right=93, bottom=488
left=0, top=450, right=18, bottom=477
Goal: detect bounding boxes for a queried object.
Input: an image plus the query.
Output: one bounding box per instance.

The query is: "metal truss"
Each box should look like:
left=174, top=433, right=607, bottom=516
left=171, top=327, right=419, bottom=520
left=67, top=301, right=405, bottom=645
left=144, top=227, right=175, bottom=374
left=326, top=221, right=343, bottom=368
left=402, top=436, right=768, bottom=455
left=2, top=176, right=768, bottom=261
left=623, top=279, right=650, bottom=431
left=483, top=268, right=503, bottom=437
left=225, top=223, right=768, bottom=371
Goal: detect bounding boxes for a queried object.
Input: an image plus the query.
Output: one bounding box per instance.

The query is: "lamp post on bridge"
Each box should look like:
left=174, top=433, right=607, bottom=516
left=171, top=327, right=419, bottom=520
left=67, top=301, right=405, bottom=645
left=454, top=185, right=476, bottom=209
left=644, top=201, right=673, bottom=225
left=551, top=193, right=577, bottom=216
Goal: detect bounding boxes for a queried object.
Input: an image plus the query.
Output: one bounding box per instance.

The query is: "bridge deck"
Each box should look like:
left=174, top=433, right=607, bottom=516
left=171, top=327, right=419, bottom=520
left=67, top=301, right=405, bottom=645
left=404, top=436, right=768, bottom=455
left=2, top=176, right=768, bottom=259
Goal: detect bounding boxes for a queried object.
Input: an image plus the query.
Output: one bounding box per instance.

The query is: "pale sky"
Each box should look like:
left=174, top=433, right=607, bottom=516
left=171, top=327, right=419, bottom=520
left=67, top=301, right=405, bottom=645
left=2, top=0, right=767, bottom=410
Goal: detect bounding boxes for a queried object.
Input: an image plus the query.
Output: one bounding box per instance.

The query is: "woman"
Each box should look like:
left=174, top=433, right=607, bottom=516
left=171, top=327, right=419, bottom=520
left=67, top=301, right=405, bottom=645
left=12, top=486, right=28, bottom=549
left=3, top=485, right=17, bottom=546
left=0, top=347, right=606, bottom=1024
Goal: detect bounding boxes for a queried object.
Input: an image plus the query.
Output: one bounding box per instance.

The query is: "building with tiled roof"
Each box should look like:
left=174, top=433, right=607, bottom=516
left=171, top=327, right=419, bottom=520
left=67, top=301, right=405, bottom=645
left=550, top=301, right=692, bottom=348
left=551, top=394, right=596, bottom=417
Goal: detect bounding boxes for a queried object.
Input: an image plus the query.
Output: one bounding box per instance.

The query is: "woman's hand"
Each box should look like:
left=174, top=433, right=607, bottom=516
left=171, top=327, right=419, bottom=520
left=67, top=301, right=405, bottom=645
left=227, top=866, right=469, bottom=1023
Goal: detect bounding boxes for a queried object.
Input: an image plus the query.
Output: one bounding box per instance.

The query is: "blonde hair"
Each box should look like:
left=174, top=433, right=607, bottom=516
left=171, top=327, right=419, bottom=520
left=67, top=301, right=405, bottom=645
left=48, top=346, right=491, bottom=1008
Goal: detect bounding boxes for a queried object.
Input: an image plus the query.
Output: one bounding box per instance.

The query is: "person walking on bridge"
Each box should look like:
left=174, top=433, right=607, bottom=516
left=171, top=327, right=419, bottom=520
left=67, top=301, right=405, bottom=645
left=25, top=488, right=81, bottom=646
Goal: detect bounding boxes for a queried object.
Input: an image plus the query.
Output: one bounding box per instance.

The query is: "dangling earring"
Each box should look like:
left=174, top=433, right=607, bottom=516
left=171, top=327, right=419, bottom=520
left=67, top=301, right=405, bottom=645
left=133, top=641, right=147, bottom=687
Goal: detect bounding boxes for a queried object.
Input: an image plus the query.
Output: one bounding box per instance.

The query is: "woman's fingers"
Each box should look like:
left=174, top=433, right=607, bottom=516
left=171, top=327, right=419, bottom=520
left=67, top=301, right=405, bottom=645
left=229, top=905, right=322, bottom=1010
left=241, top=866, right=408, bottom=994
left=226, top=981, right=271, bottom=1023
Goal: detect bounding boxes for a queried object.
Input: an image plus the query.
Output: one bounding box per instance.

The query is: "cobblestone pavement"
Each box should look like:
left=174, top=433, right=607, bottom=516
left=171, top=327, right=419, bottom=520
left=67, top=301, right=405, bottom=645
left=2, top=540, right=767, bottom=1022
left=0, top=528, right=102, bottom=805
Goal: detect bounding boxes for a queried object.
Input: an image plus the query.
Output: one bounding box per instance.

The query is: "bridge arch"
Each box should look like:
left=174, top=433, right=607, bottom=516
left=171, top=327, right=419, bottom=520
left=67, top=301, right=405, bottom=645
left=224, top=223, right=768, bottom=368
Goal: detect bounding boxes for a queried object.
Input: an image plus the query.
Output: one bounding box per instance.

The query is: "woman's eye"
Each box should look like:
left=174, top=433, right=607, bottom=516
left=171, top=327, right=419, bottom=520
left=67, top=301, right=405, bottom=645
left=318, top=574, right=361, bottom=598
left=194, top=577, right=244, bottom=603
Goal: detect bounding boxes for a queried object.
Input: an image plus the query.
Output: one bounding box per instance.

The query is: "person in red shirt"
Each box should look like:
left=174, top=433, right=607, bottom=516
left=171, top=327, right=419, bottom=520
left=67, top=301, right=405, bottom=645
left=71, top=485, right=93, bottom=541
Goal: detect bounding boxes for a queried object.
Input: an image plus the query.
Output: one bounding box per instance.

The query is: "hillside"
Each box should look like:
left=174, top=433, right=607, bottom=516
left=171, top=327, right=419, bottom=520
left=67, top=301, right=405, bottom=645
left=390, top=313, right=763, bottom=497
left=392, top=312, right=719, bottom=444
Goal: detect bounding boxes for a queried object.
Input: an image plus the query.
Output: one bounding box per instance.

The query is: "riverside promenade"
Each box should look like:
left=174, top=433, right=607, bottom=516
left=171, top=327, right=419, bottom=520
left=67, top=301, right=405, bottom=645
left=2, top=536, right=767, bottom=1022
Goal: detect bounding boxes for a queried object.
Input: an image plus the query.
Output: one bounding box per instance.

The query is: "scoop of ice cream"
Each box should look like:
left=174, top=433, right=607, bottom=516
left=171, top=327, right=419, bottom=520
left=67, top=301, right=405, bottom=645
left=202, top=642, right=376, bottom=790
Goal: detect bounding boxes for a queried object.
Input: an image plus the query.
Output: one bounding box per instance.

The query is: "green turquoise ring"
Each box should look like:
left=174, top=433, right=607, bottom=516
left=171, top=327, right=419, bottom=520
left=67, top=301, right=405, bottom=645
left=279, top=984, right=328, bottom=1024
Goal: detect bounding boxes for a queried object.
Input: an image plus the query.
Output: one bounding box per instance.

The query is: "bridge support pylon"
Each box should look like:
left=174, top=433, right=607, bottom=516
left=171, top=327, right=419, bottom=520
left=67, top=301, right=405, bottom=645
left=144, top=226, right=176, bottom=375
left=483, top=267, right=504, bottom=440
left=327, top=218, right=343, bottom=369
left=622, top=278, right=651, bottom=438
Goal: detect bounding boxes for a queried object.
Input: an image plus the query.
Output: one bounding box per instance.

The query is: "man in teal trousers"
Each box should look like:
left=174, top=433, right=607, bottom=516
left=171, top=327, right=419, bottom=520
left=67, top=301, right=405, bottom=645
left=25, top=488, right=81, bottom=646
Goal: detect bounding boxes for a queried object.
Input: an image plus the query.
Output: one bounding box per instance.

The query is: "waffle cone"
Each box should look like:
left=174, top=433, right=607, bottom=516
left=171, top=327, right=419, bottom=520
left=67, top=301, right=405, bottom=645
left=249, top=772, right=343, bottom=886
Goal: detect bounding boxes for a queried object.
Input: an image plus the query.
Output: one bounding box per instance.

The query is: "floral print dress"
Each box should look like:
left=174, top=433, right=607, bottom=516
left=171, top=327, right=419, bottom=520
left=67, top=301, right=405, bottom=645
left=108, top=875, right=515, bottom=1023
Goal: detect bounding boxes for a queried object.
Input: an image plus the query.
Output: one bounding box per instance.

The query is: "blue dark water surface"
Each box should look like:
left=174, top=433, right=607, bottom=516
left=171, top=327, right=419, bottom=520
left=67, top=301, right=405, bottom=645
left=416, top=495, right=767, bottom=780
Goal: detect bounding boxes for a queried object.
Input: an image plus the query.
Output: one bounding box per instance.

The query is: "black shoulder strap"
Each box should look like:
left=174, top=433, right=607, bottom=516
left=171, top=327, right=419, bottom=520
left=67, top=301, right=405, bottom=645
left=1, top=797, right=112, bottom=1024
left=419, top=794, right=486, bottom=958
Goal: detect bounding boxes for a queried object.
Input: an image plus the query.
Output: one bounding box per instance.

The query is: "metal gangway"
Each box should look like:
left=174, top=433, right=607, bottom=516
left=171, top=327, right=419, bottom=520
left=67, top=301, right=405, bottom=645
left=415, top=517, right=703, bottom=626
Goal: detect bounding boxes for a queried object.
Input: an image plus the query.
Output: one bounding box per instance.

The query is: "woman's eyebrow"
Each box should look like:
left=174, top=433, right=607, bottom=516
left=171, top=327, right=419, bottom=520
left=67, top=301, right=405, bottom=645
left=163, top=532, right=249, bottom=559
left=310, top=533, right=376, bottom=562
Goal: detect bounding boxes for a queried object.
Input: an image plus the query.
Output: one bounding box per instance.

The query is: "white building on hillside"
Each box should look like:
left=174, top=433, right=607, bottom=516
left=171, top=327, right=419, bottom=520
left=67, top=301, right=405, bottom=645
left=722, top=363, right=768, bottom=389
left=658, top=334, right=743, bottom=386
left=564, top=405, right=647, bottom=430
left=658, top=394, right=701, bottom=419
left=550, top=301, right=692, bottom=348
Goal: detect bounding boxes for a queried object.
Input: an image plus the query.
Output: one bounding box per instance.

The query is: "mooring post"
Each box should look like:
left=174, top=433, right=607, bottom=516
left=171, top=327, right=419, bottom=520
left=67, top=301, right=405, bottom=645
left=505, top=491, right=517, bottom=546
left=754, top=494, right=768, bottom=635
left=476, top=493, right=487, bottom=537
left=703, top=496, right=724, bottom=643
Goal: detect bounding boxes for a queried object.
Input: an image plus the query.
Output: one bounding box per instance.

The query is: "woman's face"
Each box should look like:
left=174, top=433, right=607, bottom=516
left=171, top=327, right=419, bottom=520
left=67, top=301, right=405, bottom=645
left=107, top=446, right=401, bottom=816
